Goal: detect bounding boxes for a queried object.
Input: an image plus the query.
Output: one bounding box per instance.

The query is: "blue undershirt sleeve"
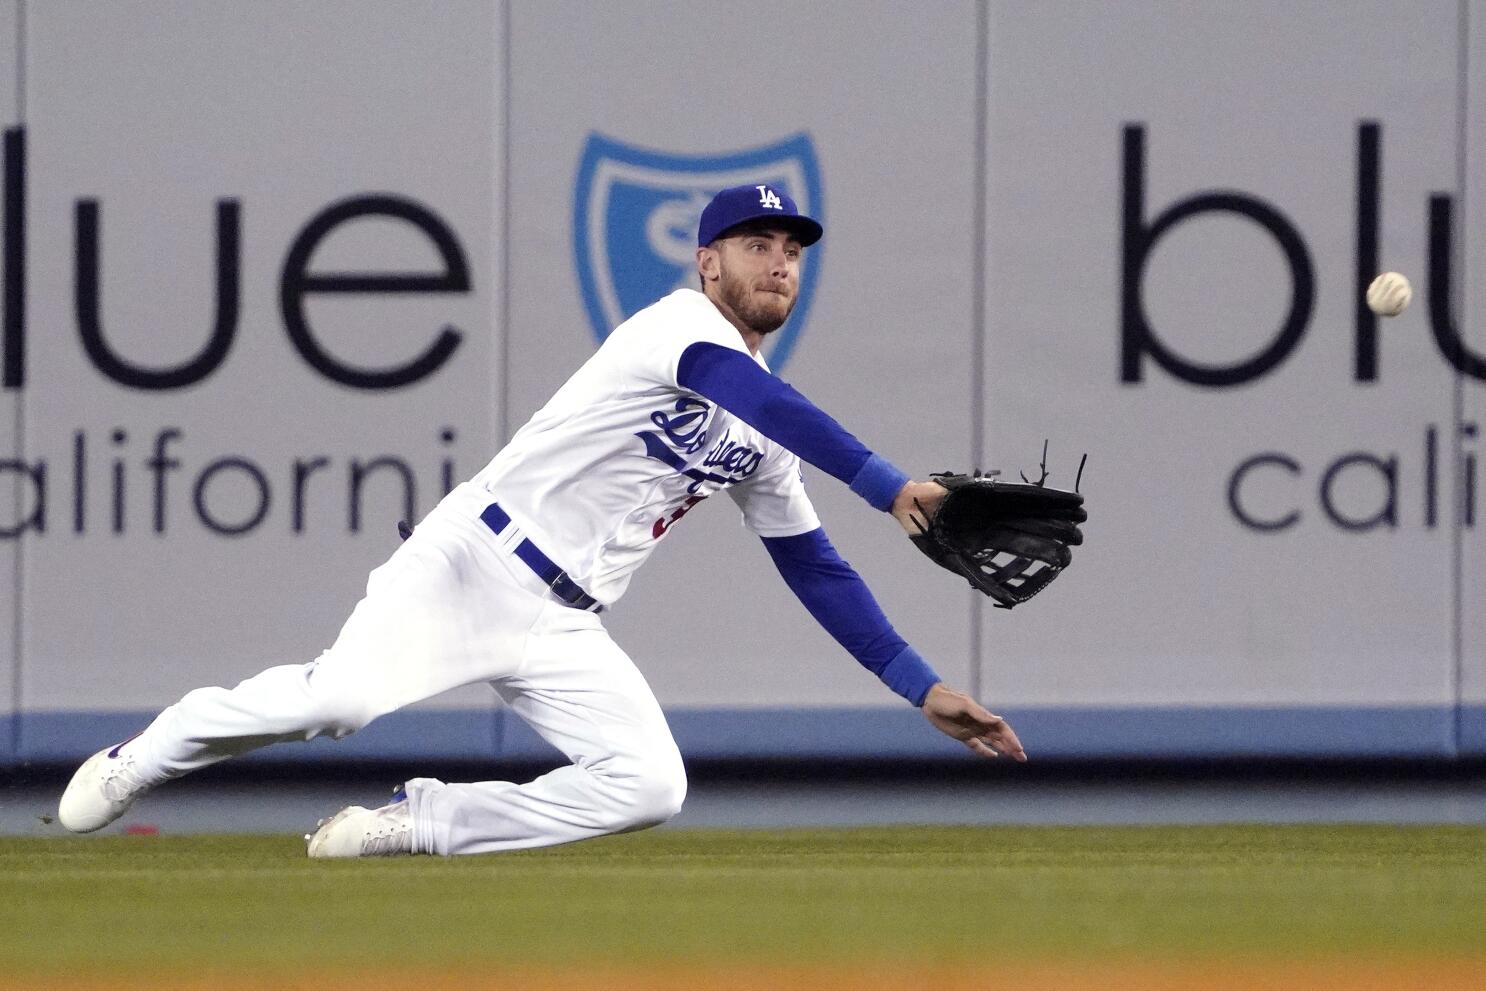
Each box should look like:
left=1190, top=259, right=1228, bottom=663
left=761, top=527, right=941, bottom=706
left=677, top=341, right=908, bottom=512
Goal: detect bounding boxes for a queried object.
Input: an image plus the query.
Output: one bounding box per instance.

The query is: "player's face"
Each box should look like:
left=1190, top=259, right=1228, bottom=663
left=713, top=228, right=801, bottom=335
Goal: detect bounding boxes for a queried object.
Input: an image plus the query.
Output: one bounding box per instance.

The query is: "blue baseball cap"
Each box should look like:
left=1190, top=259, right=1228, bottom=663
left=697, top=183, right=823, bottom=248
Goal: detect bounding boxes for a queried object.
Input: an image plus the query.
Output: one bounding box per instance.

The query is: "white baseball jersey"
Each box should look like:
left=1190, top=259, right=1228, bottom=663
left=471, top=288, right=820, bottom=606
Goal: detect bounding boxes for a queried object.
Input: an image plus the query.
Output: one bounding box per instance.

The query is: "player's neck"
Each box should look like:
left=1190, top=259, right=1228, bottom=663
left=701, top=291, right=764, bottom=356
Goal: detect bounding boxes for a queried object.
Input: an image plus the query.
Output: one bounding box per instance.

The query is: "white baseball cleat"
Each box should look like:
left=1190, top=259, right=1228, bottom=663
left=305, top=796, right=413, bottom=859
left=57, top=741, right=154, bottom=833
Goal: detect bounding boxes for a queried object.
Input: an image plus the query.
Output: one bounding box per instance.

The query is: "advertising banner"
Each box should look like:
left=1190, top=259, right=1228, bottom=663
left=980, top=2, right=1465, bottom=749
left=1, top=0, right=1480, bottom=762
left=9, top=1, right=498, bottom=727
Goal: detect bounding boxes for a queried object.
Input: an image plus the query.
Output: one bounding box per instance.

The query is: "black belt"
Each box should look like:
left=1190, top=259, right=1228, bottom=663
left=481, top=502, right=603, bottom=613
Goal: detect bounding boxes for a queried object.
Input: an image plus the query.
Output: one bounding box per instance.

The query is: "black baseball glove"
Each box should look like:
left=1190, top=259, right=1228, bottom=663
left=909, top=458, right=1087, bottom=610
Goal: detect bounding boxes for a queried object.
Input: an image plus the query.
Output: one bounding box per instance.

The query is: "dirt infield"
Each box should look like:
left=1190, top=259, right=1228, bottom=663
left=11, top=960, right=1486, bottom=991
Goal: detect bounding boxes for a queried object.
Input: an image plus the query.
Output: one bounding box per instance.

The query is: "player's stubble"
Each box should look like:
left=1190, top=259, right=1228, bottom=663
left=716, top=260, right=796, bottom=336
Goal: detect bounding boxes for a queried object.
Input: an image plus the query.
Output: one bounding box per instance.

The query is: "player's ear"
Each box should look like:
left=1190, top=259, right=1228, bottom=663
left=696, top=245, right=721, bottom=284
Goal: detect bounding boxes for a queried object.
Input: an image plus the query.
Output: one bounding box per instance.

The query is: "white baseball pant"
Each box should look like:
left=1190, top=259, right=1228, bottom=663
left=125, top=482, right=687, bottom=855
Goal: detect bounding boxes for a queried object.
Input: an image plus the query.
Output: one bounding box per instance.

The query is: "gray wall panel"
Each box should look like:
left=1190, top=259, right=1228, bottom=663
left=2, top=0, right=1479, bottom=763
left=1, top=0, right=19, bottom=741
left=982, top=1, right=1460, bottom=714
left=1460, top=0, right=1485, bottom=737
left=18, top=1, right=499, bottom=714
left=507, top=0, right=980, bottom=708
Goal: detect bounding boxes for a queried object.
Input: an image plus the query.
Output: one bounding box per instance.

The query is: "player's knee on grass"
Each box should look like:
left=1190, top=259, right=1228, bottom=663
left=597, top=756, right=687, bottom=833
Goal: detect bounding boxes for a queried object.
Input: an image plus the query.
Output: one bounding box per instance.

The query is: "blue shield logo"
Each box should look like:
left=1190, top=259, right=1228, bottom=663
left=574, top=133, right=823, bottom=372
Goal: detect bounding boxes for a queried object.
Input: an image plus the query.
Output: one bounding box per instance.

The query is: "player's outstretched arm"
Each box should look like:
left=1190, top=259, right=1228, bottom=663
left=761, top=527, right=941, bottom=706
left=921, top=684, right=1028, bottom=761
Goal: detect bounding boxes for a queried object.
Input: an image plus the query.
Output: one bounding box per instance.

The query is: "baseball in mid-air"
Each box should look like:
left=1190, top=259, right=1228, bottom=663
left=1366, top=271, right=1412, bottom=317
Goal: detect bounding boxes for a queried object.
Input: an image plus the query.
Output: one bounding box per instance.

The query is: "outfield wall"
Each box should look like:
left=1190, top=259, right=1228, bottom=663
left=1, top=1, right=1483, bottom=764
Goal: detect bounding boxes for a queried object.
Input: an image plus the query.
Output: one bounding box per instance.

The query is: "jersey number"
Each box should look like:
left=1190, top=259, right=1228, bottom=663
left=652, top=494, right=707, bottom=539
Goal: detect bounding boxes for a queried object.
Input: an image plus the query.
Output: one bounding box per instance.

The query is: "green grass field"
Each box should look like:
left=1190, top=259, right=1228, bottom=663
left=2, top=824, right=1483, bottom=988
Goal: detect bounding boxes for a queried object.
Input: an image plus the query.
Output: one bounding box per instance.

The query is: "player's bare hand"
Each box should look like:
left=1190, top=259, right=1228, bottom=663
left=922, top=683, right=1027, bottom=761
left=891, top=480, right=949, bottom=536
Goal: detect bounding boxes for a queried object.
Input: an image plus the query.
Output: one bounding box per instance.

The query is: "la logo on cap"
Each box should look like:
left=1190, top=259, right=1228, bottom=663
left=757, top=185, right=783, bottom=210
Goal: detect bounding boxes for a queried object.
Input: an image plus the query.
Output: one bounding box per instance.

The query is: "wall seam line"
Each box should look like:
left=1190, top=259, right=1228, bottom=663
left=494, top=0, right=513, bottom=755
left=1451, top=0, right=1470, bottom=756
left=969, top=0, right=988, bottom=703
left=499, top=0, right=512, bottom=452
left=10, top=0, right=28, bottom=759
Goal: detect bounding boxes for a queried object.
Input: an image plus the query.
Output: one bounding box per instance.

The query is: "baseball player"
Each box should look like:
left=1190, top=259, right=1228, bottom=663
left=58, top=183, right=1026, bottom=858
